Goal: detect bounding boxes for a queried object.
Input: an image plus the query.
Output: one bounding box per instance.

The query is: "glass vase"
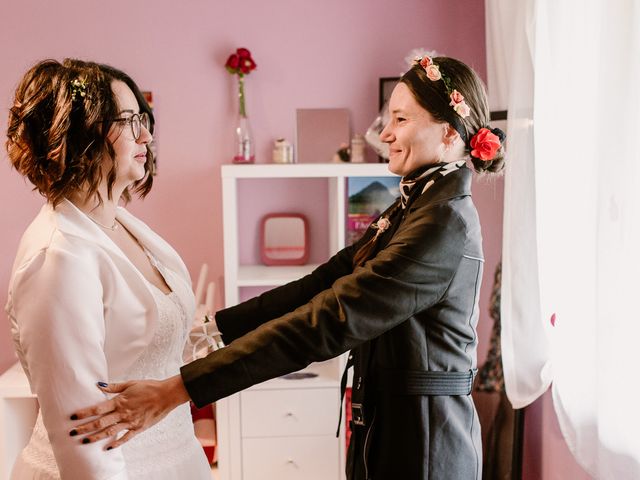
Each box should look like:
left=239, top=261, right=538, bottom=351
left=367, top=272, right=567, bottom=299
left=233, top=115, right=255, bottom=164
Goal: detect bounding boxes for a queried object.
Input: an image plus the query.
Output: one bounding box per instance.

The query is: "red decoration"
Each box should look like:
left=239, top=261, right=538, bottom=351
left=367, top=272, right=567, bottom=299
left=470, top=127, right=502, bottom=161
left=225, top=47, right=257, bottom=77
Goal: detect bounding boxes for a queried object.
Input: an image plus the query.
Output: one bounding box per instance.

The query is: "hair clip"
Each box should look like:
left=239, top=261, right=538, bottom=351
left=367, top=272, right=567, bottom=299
left=70, top=78, right=87, bottom=102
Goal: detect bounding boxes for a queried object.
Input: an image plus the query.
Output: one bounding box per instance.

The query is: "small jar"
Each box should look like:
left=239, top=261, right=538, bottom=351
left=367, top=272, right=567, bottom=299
left=350, top=134, right=365, bottom=163
left=272, top=138, right=294, bottom=164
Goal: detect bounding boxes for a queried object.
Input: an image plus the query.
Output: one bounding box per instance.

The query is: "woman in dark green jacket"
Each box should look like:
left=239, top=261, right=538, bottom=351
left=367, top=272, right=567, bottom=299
left=72, top=55, right=505, bottom=480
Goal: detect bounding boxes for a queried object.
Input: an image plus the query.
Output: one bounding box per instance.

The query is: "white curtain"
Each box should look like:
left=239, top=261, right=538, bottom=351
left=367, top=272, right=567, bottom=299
left=489, top=0, right=640, bottom=477
left=488, top=0, right=552, bottom=408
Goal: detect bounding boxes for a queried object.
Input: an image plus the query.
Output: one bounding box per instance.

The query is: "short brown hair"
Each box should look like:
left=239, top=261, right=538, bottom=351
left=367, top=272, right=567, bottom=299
left=401, top=57, right=505, bottom=173
left=6, top=58, right=155, bottom=207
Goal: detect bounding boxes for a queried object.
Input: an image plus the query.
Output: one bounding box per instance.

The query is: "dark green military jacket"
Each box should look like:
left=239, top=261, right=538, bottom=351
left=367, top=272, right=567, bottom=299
left=182, top=166, right=483, bottom=480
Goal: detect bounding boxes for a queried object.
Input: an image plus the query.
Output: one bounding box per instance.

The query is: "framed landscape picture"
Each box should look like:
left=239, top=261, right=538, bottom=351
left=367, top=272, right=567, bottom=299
left=346, top=176, right=400, bottom=246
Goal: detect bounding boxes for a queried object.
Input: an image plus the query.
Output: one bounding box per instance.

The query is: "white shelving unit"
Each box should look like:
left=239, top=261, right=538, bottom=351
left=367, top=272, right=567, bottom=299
left=221, top=162, right=394, bottom=306
left=217, top=162, right=397, bottom=480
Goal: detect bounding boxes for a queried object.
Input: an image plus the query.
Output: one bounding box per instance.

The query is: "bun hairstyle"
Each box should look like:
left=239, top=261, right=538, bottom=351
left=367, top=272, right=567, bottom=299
left=401, top=57, right=505, bottom=174
left=6, top=59, right=155, bottom=207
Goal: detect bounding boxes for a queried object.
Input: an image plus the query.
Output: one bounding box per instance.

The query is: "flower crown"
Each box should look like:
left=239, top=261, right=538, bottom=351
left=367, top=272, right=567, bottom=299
left=70, top=78, right=87, bottom=102
left=415, top=56, right=506, bottom=162
left=415, top=56, right=470, bottom=119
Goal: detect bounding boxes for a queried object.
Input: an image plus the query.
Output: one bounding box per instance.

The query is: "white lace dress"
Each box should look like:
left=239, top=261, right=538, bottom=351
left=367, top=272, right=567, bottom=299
left=11, top=252, right=211, bottom=479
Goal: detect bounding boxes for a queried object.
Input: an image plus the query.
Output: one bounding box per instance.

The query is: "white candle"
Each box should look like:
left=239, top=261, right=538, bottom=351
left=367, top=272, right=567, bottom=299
left=194, top=263, right=208, bottom=306
left=205, top=281, right=215, bottom=313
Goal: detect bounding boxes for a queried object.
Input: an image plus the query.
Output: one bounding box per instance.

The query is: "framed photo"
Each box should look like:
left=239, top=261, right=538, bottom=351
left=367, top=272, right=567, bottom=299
left=379, top=77, right=400, bottom=110
left=372, top=78, right=400, bottom=163
left=296, top=108, right=350, bottom=163
left=346, top=176, right=400, bottom=245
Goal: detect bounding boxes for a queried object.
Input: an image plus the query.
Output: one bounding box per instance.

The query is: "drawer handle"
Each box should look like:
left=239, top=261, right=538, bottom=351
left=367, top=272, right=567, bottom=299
left=285, top=458, right=299, bottom=469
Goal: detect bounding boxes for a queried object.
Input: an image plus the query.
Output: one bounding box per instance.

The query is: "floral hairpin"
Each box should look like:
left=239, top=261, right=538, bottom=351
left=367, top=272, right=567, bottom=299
left=470, top=127, right=505, bottom=161
left=415, top=56, right=471, bottom=119
left=70, top=78, right=87, bottom=102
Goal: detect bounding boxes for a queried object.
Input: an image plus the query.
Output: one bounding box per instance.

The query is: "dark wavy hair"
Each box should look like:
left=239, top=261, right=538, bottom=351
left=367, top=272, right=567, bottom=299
left=352, top=57, right=504, bottom=267
left=401, top=57, right=505, bottom=173
left=6, top=58, right=155, bottom=207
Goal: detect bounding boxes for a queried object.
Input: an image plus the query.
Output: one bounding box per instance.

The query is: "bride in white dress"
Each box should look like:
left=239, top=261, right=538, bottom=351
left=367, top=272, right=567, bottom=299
left=5, top=59, right=211, bottom=479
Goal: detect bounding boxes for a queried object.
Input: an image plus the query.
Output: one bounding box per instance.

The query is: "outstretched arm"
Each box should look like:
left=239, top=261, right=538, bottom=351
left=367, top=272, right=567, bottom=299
left=70, top=374, right=190, bottom=449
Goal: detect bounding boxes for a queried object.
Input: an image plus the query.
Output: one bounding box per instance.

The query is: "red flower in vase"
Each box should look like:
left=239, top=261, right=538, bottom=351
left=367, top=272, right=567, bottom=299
left=224, top=47, right=257, bottom=117
left=225, top=48, right=257, bottom=77
left=224, top=48, right=257, bottom=163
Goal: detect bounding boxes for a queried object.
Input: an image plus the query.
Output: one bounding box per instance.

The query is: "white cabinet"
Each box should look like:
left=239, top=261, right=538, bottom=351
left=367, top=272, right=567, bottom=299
left=218, top=163, right=397, bottom=480
left=242, top=436, right=339, bottom=480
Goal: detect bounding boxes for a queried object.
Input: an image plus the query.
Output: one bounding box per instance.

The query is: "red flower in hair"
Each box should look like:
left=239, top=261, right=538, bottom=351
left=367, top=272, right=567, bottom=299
left=470, top=128, right=501, bottom=161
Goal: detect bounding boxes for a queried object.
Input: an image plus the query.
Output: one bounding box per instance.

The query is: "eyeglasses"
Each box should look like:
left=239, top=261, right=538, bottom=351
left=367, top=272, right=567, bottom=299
left=112, top=112, right=151, bottom=141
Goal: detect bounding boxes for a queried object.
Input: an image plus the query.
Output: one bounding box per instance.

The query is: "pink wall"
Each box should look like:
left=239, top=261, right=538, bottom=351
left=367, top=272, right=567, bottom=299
left=0, top=0, right=488, bottom=370
left=523, top=390, right=591, bottom=480
left=0, top=1, right=586, bottom=478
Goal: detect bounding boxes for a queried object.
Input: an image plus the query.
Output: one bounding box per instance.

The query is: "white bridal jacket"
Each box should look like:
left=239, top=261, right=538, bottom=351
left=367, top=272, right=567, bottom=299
left=6, top=199, right=209, bottom=479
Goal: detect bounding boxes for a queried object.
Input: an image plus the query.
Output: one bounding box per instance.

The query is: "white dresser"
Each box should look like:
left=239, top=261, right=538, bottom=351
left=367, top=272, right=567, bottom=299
left=237, top=362, right=342, bottom=480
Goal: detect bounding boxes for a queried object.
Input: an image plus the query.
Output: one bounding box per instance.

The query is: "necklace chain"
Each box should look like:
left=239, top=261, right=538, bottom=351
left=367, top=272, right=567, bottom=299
left=88, top=215, right=119, bottom=231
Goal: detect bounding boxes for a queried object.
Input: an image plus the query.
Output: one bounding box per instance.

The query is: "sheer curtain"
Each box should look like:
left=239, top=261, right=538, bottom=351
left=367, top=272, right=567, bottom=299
left=490, top=0, right=640, bottom=477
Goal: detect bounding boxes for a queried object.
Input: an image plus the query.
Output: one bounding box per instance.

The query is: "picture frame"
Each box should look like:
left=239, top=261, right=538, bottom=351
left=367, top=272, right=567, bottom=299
left=379, top=77, right=400, bottom=111
left=296, top=108, right=350, bottom=164
left=346, top=176, right=400, bottom=246
left=371, top=78, right=401, bottom=163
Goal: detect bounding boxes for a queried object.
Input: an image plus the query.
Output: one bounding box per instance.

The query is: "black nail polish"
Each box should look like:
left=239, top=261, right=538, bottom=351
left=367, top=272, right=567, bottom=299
left=70, top=414, right=78, bottom=421
left=82, top=438, right=90, bottom=444
left=97, top=381, right=108, bottom=388
left=69, top=429, right=78, bottom=437
left=106, top=446, right=113, bottom=451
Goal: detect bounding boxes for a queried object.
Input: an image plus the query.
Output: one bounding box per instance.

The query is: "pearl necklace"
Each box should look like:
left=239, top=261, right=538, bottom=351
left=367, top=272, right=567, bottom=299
left=88, top=215, right=119, bottom=231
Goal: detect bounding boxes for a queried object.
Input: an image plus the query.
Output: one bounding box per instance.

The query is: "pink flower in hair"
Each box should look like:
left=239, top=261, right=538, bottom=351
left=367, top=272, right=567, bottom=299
left=453, top=101, right=471, bottom=118
left=425, top=65, right=441, bottom=81
left=449, top=89, right=464, bottom=106
left=419, top=56, right=433, bottom=69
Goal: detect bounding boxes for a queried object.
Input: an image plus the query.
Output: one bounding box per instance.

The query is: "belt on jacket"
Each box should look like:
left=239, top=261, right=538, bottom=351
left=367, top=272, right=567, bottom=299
left=376, top=368, right=477, bottom=396
left=349, top=369, right=477, bottom=428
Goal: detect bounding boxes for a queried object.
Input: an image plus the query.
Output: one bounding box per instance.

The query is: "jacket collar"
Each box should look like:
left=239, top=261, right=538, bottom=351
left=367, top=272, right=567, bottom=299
left=53, top=198, right=189, bottom=283
left=407, top=166, right=472, bottom=212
